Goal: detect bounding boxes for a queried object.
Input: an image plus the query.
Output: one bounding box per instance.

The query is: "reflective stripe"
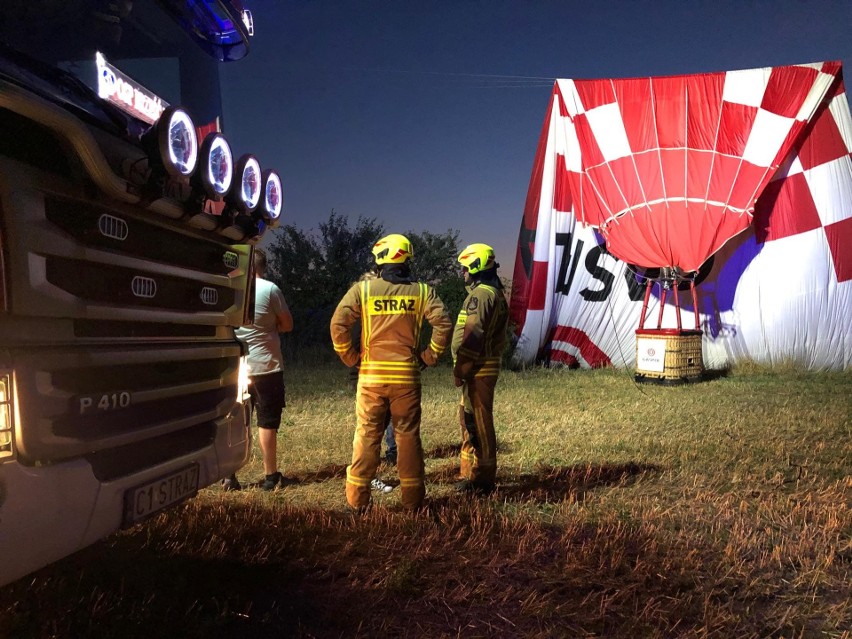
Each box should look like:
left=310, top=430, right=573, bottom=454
left=358, top=375, right=421, bottom=388
left=482, top=286, right=503, bottom=354
left=475, top=357, right=501, bottom=374
left=359, top=360, right=419, bottom=385
left=457, top=346, right=478, bottom=358
left=429, top=338, right=446, bottom=354
left=359, top=375, right=420, bottom=386
left=361, top=360, right=418, bottom=368
left=346, top=468, right=369, bottom=486
left=361, top=280, right=371, bottom=356
left=461, top=450, right=495, bottom=465
left=474, top=370, right=500, bottom=378
left=413, top=282, right=424, bottom=347
left=399, top=477, right=424, bottom=487
left=333, top=340, right=352, bottom=353
left=360, top=361, right=418, bottom=374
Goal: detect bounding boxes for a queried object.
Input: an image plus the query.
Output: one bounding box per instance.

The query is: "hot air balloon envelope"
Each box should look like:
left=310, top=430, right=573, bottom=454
left=557, top=62, right=842, bottom=271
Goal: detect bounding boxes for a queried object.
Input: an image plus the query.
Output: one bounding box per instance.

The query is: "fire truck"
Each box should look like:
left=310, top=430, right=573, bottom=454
left=0, top=0, right=279, bottom=586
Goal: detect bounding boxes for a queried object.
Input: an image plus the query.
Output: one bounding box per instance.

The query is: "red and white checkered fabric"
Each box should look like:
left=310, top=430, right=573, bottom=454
left=754, top=80, right=852, bottom=283
left=556, top=62, right=842, bottom=272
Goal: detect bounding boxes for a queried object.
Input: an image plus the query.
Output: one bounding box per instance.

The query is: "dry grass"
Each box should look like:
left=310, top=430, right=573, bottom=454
left=1, top=363, right=850, bottom=638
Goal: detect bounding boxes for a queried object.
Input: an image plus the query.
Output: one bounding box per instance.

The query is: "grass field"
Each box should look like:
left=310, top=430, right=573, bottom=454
left=1, top=362, right=850, bottom=638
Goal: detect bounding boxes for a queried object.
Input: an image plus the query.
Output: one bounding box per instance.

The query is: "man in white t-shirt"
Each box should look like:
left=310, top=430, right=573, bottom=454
left=230, top=248, right=293, bottom=491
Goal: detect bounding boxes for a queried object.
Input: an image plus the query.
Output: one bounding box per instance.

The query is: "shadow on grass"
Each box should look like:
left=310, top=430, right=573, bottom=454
left=0, top=534, right=311, bottom=638
left=3, top=497, right=671, bottom=639
left=297, top=463, right=348, bottom=483
left=702, top=367, right=731, bottom=381
left=3, top=482, right=841, bottom=639
left=425, top=440, right=512, bottom=460
left=425, top=461, right=661, bottom=504
left=424, top=442, right=461, bottom=459
left=495, top=462, right=661, bottom=503
left=228, top=465, right=348, bottom=490
left=285, top=458, right=657, bottom=507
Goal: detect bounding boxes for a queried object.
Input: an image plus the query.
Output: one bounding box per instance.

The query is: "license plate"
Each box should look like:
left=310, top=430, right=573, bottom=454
left=123, top=464, right=199, bottom=526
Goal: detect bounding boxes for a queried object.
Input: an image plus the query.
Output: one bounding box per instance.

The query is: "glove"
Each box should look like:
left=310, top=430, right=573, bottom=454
left=453, top=375, right=464, bottom=388
left=419, top=349, right=438, bottom=367
left=340, top=347, right=359, bottom=369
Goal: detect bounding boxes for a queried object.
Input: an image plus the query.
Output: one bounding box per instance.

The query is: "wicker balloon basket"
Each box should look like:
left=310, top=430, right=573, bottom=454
left=634, top=328, right=704, bottom=385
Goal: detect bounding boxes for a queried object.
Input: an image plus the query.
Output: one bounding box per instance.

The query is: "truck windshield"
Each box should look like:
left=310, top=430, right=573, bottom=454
left=0, top=0, right=248, bottom=126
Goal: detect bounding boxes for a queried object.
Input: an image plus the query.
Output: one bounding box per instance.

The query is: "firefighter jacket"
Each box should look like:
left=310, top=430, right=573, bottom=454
left=331, top=276, right=452, bottom=387
left=452, top=280, right=509, bottom=380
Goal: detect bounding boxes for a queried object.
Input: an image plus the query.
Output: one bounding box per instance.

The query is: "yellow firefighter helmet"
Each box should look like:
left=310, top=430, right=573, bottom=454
left=372, top=233, right=414, bottom=265
left=458, top=243, right=496, bottom=275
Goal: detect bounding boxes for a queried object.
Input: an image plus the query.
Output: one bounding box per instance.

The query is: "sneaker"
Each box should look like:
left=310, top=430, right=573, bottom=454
left=371, top=478, right=394, bottom=494
left=222, top=474, right=241, bottom=492
left=261, top=471, right=282, bottom=491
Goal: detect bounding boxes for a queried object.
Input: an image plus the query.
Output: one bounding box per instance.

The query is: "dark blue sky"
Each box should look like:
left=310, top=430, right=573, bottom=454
left=219, top=0, right=852, bottom=270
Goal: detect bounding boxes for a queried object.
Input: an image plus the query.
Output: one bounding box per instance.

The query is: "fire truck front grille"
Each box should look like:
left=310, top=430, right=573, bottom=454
left=73, top=320, right=217, bottom=339
left=54, top=387, right=234, bottom=438
left=86, top=423, right=215, bottom=482
left=44, top=196, right=239, bottom=276
left=0, top=186, right=251, bottom=328
left=12, top=344, right=242, bottom=465
left=45, top=256, right=235, bottom=313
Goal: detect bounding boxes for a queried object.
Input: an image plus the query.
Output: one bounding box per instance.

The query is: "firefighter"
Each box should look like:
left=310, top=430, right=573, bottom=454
left=452, top=243, right=509, bottom=494
left=330, top=234, right=452, bottom=511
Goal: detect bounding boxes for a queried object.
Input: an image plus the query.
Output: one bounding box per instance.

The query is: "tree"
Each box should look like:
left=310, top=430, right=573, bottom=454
left=402, top=230, right=465, bottom=355
left=266, top=210, right=384, bottom=308
left=407, top=229, right=461, bottom=283
left=319, top=211, right=384, bottom=296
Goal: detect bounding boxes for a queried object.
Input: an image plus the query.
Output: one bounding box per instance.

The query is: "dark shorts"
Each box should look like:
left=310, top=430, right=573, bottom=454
left=249, top=371, right=286, bottom=429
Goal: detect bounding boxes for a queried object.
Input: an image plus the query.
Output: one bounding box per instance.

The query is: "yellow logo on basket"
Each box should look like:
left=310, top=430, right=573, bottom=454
left=370, top=296, right=418, bottom=315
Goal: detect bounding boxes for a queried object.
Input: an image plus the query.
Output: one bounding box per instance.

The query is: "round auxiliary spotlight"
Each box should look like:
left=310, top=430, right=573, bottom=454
left=260, top=169, right=282, bottom=223
left=228, top=154, right=261, bottom=213
left=156, top=106, right=198, bottom=179
left=197, top=133, right=233, bottom=199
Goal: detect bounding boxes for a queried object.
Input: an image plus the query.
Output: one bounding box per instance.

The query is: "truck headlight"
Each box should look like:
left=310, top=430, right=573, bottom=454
left=156, top=107, right=198, bottom=179
left=197, top=133, right=233, bottom=199
left=228, top=154, right=261, bottom=213
left=261, top=169, right=282, bottom=224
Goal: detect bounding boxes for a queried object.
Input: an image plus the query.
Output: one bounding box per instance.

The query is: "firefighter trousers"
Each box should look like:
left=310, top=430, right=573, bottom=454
left=346, top=385, right=426, bottom=510
left=458, top=375, right=498, bottom=486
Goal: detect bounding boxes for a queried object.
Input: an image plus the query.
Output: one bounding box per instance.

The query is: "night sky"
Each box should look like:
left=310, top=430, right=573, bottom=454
left=219, top=0, right=852, bottom=271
